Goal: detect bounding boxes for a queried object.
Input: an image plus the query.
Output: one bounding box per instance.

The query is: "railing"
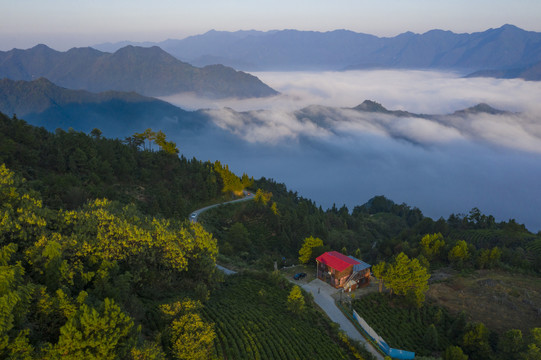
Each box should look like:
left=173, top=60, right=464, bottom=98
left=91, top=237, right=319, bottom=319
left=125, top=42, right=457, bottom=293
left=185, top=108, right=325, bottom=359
left=352, top=309, right=415, bottom=360
left=336, top=302, right=415, bottom=360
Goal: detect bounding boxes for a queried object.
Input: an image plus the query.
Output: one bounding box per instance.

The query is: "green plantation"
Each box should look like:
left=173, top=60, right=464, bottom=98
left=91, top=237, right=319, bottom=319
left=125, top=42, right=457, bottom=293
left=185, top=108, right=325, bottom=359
left=351, top=293, right=457, bottom=356
left=203, top=273, right=356, bottom=360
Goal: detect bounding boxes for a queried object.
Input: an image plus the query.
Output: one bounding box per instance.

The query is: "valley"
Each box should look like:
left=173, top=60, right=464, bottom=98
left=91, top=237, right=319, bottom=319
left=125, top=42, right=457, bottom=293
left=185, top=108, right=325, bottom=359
left=1, top=7, right=541, bottom=358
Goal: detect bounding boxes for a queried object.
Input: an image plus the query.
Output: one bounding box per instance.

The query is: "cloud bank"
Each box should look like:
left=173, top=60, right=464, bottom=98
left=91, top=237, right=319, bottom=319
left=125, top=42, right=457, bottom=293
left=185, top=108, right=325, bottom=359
left=204, top=103, right=541, bottom=154
left=170, top=70, right=541, bottom=231
left=163, top=70, right=541, bottom=113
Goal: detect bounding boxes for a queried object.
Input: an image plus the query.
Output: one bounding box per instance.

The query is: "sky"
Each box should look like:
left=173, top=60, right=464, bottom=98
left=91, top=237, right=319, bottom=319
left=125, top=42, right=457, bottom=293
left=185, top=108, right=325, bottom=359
left=2, top=0, right=541, bottom=50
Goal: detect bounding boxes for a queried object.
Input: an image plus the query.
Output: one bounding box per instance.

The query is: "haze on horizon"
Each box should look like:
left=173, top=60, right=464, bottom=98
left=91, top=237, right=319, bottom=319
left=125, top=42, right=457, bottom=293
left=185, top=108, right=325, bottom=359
left=2, top=0, right=541, bottom=51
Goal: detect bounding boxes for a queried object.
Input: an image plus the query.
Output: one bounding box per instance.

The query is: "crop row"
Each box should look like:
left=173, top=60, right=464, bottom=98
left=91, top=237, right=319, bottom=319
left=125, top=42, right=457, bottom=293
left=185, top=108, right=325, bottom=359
left=203, top=275, right=349, bottom=359
left=352, top=293, right=454, bottom=355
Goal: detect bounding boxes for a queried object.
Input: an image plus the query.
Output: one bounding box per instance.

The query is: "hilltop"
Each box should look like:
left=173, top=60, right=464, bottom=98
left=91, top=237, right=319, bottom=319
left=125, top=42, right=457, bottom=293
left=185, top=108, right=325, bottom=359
left=0, top=44, right=278, bottom=98
left=0, top=77, right=204, bottom=135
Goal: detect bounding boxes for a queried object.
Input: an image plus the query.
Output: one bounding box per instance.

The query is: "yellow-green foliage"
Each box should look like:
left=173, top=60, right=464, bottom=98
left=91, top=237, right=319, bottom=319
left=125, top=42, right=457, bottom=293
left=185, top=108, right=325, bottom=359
left=214, top=161, right=249, bottom=194
left=50, top=298, right=135, bottom=359
left=420, top=233, right=445, bottom=260
left=254, top=188, right=272, bottom=205
left=0, top=164, right=46, bottom=247
left=477, top=246, right=502, bottom=269
left=161, top=300, right=215, bottom=360
left=0, top=164, right=219, bottom=357
left=61, top=199, right=217, bottom=272
left=270, top=202, right=279, bottom=216
left=132, top=128, right=179, bottom=154
left=448, top=240, right=470, bottom=264
left=298, top=235, right=323, bottom=264
left=0, top=243, right=34, bottom=357
left=372, top=261, right=387, bottom=292
left=287, top=285, right=305, bottom=314
left=386, top=252, right=430, bottom=307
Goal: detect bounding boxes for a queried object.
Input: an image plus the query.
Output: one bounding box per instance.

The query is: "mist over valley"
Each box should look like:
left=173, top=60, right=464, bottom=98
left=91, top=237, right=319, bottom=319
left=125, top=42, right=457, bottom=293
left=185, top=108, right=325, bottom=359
left=4, top=2, right=541, bottom=357
left=163, top=70, right=541, bottom=232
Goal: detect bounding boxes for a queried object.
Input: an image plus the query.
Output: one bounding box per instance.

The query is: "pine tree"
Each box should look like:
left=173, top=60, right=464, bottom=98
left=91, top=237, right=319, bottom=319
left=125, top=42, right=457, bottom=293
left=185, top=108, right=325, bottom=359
left=443, top=345, right=468, bottom=360
left=385, top=252, right=430, bottom=307
left=423, top=324, right=439, bottom=350
left=462, top=323, right=491, bottom=360
left=298, top=236, right=323, bottom=264
left=420, top=233, right=445, bottom=261
left=498, top=329, right=523, bottom=359
left=51, top=298, right=135, bottom=359
left=372, top=262, right=387, bottom=293
left=449, top=240, right=470, bottom=268
left=287, top=286, right=305, bottom=314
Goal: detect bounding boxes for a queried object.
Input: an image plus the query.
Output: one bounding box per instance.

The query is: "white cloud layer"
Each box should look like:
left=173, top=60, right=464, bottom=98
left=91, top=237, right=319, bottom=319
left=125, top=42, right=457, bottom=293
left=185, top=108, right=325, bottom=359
left=170, top=70, right=541, bottom=231
left=203, top=102, right=541, bottom=155
left=162, top=70, right=541, bottom=113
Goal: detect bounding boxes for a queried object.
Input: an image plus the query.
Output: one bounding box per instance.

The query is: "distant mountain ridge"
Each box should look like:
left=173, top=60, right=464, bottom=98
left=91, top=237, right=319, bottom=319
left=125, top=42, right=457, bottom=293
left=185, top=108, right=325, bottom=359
left=466, top=60, right=541, bottom=81
left=0, top=78, right=204, bottom=135
left=93, top=25, right=541, bottom=77
left=0, top=45, right=278, bottom=98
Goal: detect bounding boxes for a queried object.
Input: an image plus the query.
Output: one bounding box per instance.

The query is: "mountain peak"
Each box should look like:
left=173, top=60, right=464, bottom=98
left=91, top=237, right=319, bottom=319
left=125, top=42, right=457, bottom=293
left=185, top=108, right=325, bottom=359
left=32, top=77, right=55, bottom=86
left=27, top=44, right=58, bottom=54
left=453, top=103, right=506, bottom=116
left=500, top=24, right=521, bottom=31
left=353, top=100, right=389, bottom=113
left=31, top=44, right=53, bottom=50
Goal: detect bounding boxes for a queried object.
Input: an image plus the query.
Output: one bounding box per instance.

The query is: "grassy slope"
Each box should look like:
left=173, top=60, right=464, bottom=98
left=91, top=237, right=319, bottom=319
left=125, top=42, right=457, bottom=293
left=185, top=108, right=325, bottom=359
left=428, top=269, right=541, bottom=333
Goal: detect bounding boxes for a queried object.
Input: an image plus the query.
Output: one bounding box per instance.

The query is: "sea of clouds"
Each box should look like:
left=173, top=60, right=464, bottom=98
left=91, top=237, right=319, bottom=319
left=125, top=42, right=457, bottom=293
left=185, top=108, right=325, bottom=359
left=163, top=70, right=541, bottom=231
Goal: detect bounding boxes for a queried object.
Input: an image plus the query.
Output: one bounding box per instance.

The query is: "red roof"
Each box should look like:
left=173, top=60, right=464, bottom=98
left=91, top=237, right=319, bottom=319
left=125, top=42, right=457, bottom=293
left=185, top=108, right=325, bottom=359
left=316, top=251, right=360, bottom=272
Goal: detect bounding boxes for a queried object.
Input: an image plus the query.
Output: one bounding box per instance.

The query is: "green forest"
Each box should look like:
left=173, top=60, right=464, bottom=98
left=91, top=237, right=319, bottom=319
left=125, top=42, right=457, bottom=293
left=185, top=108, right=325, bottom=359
left=1, top=111, right=541, bottom=359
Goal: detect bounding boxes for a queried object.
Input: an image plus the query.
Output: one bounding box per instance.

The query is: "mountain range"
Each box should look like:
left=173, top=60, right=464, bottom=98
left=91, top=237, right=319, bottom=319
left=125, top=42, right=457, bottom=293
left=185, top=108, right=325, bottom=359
left=0, top=78, right=204, bottom=136
left=0, top=77, right=512, bottom=148
left=0, top=45, right=278, bottom=98
left=94, top=25, right=541, bottom=79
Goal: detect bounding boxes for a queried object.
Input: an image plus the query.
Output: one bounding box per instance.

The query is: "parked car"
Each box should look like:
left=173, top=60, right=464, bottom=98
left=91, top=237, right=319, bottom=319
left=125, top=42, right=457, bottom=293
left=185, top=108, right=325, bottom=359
left=293, top=272, right=306, bottom=280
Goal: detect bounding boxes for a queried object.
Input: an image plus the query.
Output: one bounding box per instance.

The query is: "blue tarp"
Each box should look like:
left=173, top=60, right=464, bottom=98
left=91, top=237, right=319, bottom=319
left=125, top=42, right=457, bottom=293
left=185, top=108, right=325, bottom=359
left=388, top=348, right=416, bottom=360
left=352, top=310, right=415, bottom=359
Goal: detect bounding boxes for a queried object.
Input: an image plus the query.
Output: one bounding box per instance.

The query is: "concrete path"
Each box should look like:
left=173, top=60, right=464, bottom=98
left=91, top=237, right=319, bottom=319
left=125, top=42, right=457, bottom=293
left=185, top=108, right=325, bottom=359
left=216, top=264, right=237, bottom=275
left=189, top=191, right=253, bottom=275
left=300, top=279, right=384, bottom=360
left=192, top=196, right=381, bottom=357
left=189, top=191, right=255, bottom=222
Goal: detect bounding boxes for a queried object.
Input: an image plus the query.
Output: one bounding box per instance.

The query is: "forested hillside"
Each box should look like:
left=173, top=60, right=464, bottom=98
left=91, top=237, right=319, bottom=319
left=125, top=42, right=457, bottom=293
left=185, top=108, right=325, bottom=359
left=2, top=110, right=540, bottom=359
left=0, top=112, right=369, bottom=359
left=0, top=111, right=223, bottom=217
left=0, top=162, right=219, bottom=358
left=201, top=178, right=541, bottom=275
left=199, top=167, right=541, bottom=359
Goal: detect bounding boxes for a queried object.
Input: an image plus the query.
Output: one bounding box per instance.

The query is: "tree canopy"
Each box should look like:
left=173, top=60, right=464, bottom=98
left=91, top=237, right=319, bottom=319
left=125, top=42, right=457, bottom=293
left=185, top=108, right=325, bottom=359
left=0, top=164, right=218, bottom=358
left=298, top=236, right=324, bottom=264
left=383, top=252, right=430, bottom=307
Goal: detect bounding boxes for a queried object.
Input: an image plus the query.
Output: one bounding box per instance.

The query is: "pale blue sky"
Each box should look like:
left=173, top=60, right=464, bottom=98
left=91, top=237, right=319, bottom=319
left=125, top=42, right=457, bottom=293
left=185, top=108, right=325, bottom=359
left=2, top=0, right=540, bottom=50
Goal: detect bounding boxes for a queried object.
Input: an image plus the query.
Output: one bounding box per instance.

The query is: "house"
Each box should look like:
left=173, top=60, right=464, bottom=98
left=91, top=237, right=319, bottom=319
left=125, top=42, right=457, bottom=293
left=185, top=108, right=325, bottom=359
left=316, top=251, right=371, bottom=291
